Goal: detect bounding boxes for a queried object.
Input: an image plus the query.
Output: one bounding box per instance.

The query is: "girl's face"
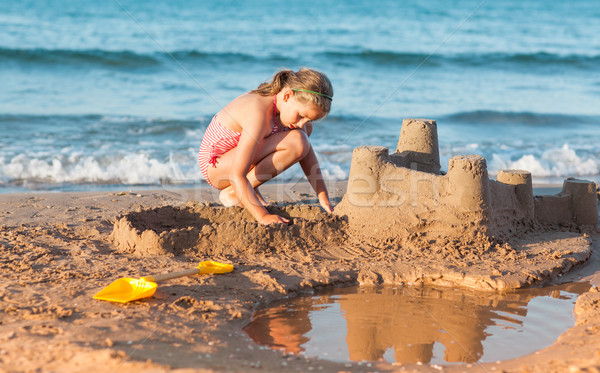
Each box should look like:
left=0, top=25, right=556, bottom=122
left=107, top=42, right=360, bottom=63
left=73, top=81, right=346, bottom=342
left=279, top=91, right=326, bottom=130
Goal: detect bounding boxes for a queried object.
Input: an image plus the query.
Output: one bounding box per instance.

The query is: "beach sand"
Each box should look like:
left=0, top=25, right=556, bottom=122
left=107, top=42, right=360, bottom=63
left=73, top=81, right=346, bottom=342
left=1, top=181, right=600, bottom=373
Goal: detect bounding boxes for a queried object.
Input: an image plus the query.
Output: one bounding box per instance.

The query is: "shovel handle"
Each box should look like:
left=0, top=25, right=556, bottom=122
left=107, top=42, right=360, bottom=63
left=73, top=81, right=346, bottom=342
left=144, top=268, right=200, bottom=283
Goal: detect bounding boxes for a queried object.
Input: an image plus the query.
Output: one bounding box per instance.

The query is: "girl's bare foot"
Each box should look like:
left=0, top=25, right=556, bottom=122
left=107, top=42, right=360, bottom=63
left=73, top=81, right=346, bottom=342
left=219, top=186, right=241, bottom=207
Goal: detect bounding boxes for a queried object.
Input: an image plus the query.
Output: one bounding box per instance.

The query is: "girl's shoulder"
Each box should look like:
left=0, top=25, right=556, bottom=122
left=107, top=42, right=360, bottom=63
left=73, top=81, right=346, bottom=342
left=231, top=92, right=265, bottom=108
left=218, top=93, right=272, bottom=133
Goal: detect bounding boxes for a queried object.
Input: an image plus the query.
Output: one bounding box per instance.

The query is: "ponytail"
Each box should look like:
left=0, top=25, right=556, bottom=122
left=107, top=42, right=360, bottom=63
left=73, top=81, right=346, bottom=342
left=252, top=69, right=294, bottom=96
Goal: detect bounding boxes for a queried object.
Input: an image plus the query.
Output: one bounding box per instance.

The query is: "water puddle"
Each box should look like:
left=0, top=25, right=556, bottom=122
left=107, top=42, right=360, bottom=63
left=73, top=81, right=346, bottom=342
left=244, top=282, right=590, bottom=365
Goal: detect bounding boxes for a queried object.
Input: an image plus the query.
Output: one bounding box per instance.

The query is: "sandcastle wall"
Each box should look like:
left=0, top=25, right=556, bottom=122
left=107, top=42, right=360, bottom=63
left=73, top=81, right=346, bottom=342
left=335, top=118, right=598, bottom=242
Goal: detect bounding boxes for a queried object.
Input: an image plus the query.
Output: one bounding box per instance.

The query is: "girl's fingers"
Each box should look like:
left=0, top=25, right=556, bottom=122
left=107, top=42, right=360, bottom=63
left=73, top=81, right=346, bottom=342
left=320, top=202, right=333, bottom=213
left=318, top=196, right=333, bottom=213
left=260, top=214, right=290, bottom=225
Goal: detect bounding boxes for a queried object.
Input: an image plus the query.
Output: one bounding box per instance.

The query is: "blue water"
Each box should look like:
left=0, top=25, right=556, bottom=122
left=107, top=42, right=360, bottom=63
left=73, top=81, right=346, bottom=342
left=1, top=0, right=599, bottom=192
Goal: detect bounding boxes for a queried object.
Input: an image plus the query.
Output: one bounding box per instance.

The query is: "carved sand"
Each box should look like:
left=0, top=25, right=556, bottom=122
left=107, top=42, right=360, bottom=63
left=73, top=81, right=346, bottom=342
left=111, top=118, right=597, bottom=291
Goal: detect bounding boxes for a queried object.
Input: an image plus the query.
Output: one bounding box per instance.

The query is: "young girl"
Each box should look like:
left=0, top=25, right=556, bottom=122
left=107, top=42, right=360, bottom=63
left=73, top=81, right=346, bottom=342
left=198, top=68, right=334, bottom=225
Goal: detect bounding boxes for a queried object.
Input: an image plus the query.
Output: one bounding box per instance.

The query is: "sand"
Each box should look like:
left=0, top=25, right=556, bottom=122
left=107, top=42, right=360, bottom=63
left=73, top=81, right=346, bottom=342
left=1, top=180, right=599, bottom=373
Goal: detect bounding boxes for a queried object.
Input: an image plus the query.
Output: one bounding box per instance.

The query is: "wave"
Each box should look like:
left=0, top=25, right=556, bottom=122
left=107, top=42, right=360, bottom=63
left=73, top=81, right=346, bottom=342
left=0, top=113, right=206, bottom=129
left=0, top=151, right=349, bottom=189
left=2, top=46, right=599, bottom=71
left=2, top=139, right=596, bottom=189
left=0, top=47, right=287, bottom=70
left=0, top=152, right=202, bottom=186
left=320, top=50, right=600, bottom=69
left=0, top=47, right=162, bottom=70
left=1, top=112, right=597, bottom=190
left=453, top=51, right=600, bottom=69
left=489, top=144, right=600, bottom=179
left=440, top=110, right=599, bottom=126
left=321, top=50, right=438, bottom=66
left=0, top=113, right=102, bottom=123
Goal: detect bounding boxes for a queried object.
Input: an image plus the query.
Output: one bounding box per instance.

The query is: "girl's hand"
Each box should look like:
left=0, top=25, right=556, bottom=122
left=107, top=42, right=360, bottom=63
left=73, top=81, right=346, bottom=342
left=259, top=213, right=290, bottom=225
left=318, top=194, right=333, bottom=213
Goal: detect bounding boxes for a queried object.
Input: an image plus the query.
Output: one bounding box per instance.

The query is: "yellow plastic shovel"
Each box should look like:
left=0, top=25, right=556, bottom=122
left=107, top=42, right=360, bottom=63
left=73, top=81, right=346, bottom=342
left=93, top=260, right=234, bottom=303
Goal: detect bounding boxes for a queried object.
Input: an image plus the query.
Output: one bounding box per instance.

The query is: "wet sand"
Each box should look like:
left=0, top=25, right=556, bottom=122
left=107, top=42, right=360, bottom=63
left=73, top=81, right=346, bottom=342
left=1, top=181, right=600, bottom=373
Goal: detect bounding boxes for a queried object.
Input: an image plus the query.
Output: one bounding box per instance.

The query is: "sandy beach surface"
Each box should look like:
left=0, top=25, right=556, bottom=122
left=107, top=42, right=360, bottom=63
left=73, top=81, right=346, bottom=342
left=2, top=181, right=600, bottom=373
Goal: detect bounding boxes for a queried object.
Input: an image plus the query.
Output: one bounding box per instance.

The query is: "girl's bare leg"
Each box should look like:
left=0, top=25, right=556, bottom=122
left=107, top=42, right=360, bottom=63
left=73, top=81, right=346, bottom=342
left=209, top=130, right=310, bottom=208
left=254, top=187, right=269, bottom=206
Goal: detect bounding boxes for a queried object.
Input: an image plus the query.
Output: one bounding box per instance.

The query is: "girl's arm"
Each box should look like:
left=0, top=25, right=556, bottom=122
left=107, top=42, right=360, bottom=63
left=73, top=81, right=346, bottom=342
left=299, top=143, right=333, bottom=213
left=231, top=122, right=289, bottom=224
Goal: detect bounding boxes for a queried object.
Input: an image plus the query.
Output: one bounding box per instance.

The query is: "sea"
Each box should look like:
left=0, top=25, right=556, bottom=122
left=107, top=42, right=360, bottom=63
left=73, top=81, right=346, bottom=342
left=1, top=0, right=599, bottom=193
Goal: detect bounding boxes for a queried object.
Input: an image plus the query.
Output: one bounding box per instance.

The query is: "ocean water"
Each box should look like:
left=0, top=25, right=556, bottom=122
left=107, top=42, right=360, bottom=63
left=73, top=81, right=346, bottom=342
left=1, top=0, right=599, bottom=192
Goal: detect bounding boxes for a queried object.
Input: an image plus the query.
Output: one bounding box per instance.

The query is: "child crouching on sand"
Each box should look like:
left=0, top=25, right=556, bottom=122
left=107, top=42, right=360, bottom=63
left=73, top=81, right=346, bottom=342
left=198, top=68, right=334, bottom=225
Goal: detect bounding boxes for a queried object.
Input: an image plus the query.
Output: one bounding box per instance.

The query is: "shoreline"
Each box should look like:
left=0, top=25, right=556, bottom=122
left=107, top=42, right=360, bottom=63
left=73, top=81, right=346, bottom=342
left=0, top=179, right=562, bottom=200
left=1, top=180, right=600, bottom=372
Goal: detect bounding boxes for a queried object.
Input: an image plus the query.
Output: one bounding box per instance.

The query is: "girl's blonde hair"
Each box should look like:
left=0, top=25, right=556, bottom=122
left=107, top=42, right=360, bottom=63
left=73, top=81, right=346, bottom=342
left=251, top=68, right=333, bottom=113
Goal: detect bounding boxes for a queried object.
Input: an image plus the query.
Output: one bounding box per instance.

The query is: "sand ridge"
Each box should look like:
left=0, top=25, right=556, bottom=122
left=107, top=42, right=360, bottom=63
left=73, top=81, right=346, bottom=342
left=111, top=203, right=347, bottom=257
left=110, top=200, right=593, bottom=292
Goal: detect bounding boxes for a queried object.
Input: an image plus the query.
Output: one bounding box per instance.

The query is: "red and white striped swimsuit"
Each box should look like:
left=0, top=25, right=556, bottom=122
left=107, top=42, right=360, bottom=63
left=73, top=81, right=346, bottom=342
left=198, top=96, right=288, bottom=188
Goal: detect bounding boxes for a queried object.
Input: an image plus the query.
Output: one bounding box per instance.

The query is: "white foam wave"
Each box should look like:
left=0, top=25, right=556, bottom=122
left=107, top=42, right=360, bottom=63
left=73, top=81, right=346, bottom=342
left=0, top=153, right=203, bottom=185
left=489, top=144, right=599, bottom=178
left=0, top=149, right=350, bottom=187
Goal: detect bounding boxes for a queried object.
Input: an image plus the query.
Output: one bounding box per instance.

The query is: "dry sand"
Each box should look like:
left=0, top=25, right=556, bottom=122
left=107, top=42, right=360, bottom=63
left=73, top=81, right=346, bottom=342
left=1, top=181, right=600, bottom=373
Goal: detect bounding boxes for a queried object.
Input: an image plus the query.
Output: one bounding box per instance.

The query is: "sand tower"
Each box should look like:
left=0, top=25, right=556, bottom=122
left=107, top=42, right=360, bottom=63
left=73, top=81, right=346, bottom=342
left=335, top=118, right=598, bottom=242
left=394, top=119, right=441, bottom=174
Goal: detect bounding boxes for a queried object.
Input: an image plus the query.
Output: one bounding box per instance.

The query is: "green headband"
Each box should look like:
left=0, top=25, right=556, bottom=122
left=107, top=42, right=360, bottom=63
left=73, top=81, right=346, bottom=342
left=292, top=88, right=333, bottom=101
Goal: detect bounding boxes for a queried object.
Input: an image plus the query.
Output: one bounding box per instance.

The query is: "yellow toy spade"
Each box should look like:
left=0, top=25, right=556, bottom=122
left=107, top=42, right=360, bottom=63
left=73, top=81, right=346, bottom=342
left=93, top=260, right=234, bottom=303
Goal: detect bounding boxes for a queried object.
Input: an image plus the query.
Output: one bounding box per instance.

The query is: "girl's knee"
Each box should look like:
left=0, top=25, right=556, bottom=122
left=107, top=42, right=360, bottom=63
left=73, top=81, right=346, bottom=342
left=286, top=130, right=311, bottom=159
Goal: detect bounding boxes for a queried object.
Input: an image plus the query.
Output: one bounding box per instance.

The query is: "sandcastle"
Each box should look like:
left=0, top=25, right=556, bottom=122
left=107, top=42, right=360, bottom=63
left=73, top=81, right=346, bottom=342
left=335, top=118, right=598, bottom=241
left=110, top=118, right=597, bottom=291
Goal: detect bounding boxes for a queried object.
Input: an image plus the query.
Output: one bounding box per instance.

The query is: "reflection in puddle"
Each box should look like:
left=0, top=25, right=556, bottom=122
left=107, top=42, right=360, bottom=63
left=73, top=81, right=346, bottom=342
left=244, top=282, right=590, bottom=365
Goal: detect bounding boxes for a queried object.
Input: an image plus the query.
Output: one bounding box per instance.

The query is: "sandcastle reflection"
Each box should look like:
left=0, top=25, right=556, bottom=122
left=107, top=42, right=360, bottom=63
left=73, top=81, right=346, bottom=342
left=244, top=282, right=590, bottom=364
